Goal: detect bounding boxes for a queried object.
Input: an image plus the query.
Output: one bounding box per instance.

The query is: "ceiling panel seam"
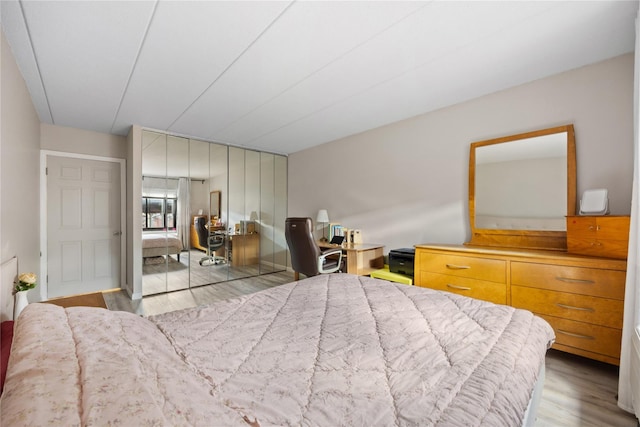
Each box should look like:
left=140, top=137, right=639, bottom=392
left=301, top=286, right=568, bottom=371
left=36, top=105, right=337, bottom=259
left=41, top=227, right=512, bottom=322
left=243, top=3, right=567, bottom=146
left=211, top=1, right=431, bottom=140
left=109, top=1, right=159, bottom=135
left=165, top=1, right=296, bottom=132
left=18, top=0, right=53, bottom=123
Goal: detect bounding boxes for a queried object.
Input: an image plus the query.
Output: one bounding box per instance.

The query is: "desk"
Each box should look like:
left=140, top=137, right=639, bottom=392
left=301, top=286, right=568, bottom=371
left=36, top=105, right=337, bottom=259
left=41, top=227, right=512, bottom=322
left=230, top=233, right=260, bottom=266
left=318, top=242, right=384, bottom=276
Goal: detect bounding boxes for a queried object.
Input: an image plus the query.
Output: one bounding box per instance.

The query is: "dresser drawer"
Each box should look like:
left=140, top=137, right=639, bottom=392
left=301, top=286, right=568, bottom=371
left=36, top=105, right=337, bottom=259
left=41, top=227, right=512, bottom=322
left=567, top=237, right=629, bottom=260
left=511, top=286, right=623, bottom=328
left=567, top=216, right=630, bottom=239
left=418, top=272, right=507, bottom=305
left=566, top=216, right=630, bottom=259
left=511, top=262, right=625, bottom=300
left=417, top=252, right=506, bottom=283
left=538, top=314, right=622, bottom=359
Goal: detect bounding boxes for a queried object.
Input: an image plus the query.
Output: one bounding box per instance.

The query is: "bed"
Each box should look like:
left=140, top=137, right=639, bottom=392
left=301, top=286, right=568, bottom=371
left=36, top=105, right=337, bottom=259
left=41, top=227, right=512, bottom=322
left=0, top=274, right=554, bottom=426
left=142, top=232, right=183, bottom=261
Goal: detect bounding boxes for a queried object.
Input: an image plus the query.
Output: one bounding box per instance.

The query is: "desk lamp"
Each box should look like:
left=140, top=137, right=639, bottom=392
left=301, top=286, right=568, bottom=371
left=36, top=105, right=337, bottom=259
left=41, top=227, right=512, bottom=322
left=317, top=209, right=329, bottom=242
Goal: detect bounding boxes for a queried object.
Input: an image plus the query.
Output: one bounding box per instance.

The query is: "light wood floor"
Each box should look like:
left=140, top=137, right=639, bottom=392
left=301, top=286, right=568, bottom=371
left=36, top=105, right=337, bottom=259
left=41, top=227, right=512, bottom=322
left=106, top=270, right=295, bottom=316
left=141, top=249, right=280, bottom=296
left=103, top=273, right=639, bottom=427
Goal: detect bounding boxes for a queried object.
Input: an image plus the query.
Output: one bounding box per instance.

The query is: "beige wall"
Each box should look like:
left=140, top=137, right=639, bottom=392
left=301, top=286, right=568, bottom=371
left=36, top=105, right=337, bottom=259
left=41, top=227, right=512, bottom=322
left=288, top=53, right=634, bottom=253
left=41, top=123, right=126, bottom=159
left=1, top=30, right=41, bottom=317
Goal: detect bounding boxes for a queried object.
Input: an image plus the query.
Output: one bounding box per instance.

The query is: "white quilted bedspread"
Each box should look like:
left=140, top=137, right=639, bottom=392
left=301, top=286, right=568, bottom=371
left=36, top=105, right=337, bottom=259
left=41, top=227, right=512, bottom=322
left=1, top=274, right=554, bottom=426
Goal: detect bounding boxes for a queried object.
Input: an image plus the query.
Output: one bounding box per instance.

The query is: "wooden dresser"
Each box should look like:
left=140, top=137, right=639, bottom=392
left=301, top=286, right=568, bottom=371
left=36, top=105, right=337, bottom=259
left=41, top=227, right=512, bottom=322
left=415, top=244, right=627, bottom=365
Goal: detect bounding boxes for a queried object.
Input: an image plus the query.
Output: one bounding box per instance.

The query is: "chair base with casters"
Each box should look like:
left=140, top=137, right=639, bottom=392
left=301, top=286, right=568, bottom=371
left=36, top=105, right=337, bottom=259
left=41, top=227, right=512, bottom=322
left=195, top=216, right=226, bottom=266
left=198, top=254, right=225, bottom=266
left=285, top=217, right=343, bottom=280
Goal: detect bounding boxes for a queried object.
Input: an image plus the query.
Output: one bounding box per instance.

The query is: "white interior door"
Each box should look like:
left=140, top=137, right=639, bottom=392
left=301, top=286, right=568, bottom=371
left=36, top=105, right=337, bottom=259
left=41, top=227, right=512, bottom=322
left=47, top=156, right=121, bottom=297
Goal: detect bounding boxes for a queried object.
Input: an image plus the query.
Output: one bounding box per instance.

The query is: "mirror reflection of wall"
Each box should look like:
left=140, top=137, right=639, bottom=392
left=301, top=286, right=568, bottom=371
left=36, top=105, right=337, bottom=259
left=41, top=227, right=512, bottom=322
left=475, top=131, right=568, bottom=230
left=468, top=125, right=575, bottom=251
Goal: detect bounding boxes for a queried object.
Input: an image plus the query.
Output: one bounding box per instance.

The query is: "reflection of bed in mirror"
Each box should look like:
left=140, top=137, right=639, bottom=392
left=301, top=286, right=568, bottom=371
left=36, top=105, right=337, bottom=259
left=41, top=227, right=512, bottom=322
left=142, top=233, right=183, bottom=261
left=474, top=215, right=566, bottom=231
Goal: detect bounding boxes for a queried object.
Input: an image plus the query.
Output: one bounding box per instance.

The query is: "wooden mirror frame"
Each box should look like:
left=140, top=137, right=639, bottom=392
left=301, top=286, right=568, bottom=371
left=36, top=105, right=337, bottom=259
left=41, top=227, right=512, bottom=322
left=210, top=190, right=221, bottom=220
left=467, top=124, right=576, bottom=251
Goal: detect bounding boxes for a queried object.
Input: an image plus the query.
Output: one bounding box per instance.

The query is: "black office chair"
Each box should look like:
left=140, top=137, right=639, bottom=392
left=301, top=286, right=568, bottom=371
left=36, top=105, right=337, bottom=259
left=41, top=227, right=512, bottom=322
left=195, top=216, right=226, bottom=266
left=285, top=217, right=343, bottom=280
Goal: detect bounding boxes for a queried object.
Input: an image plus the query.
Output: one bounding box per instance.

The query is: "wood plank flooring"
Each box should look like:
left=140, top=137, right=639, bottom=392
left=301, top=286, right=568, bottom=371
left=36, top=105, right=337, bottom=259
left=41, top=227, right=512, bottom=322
left=103, top=273, right=639, bottom=427
left=105, top=270, right=294, bottom=316
left=141, top=249, right=279, bottom=296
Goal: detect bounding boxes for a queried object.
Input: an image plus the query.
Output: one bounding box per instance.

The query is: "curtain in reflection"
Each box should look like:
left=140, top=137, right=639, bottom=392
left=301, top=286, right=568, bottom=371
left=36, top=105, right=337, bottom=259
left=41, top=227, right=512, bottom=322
left=176, top=177, right=189, bottom=248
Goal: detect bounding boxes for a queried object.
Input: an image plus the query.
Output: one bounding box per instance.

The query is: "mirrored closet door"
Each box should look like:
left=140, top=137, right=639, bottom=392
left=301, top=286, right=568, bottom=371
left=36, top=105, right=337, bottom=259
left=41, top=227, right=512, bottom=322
left=141, top=131, right=190, bottom=296
left=141, top=130, right=287, bottom=296
left=260, top=152, right=288, bottom=273
left=189, top=139, right=230, bottom=287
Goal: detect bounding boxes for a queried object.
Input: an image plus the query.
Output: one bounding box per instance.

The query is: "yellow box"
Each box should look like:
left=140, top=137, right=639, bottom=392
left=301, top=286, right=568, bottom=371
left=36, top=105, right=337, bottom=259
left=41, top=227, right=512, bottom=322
left=370, top=265, right=413, bottom=285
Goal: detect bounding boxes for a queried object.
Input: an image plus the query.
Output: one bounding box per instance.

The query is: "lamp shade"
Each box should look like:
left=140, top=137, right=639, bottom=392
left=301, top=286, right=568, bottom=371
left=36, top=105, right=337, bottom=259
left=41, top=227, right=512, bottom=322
left=316, top=209, right=329, bottom=223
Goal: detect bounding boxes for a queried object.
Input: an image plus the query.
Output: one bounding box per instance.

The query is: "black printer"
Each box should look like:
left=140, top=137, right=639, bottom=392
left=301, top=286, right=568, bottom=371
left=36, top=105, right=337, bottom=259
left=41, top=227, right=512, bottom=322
left=388, top=248, right=415, bottom=277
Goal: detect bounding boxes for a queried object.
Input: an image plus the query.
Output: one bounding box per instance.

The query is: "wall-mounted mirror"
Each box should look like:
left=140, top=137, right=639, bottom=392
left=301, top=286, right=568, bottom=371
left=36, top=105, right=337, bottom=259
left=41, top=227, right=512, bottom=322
left=468, top=124, right=576, bottom=251
left=210, top=191, right=221, bottom=220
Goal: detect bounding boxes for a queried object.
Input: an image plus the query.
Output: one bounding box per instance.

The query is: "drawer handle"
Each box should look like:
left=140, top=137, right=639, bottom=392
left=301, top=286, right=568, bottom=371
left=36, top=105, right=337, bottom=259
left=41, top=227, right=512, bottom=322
left=556, top=303, right=594, bottom=313
left=555, top=277, right=595, bottom=285
left=446, top=264, right=471, bottom=270
left=557, top=329, right=595, bottom=340
left=447, top=284, right=471, bottom=291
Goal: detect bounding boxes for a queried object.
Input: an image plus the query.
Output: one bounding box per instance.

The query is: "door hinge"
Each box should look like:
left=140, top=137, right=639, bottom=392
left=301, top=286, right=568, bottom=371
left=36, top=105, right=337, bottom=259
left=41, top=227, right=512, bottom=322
left=45, top=167, right=48, bottom=175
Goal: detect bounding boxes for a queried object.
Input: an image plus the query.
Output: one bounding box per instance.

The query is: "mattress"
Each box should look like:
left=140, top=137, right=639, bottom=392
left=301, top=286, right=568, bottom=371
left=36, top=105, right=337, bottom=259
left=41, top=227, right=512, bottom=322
left=0, top=274, right=554, bottom=426
left=142, top=232, right=183, bottom=257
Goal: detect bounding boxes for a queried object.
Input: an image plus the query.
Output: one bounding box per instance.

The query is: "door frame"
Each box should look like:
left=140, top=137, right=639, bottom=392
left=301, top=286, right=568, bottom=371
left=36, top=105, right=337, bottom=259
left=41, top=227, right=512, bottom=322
left=40, top=150, right=126, bottom=300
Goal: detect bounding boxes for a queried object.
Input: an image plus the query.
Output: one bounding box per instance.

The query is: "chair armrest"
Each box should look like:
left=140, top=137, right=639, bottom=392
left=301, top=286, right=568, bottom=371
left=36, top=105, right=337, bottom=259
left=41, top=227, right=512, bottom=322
left=320, top=248, right=342, bottom=257
left=318, top=249, right=343, bottom=274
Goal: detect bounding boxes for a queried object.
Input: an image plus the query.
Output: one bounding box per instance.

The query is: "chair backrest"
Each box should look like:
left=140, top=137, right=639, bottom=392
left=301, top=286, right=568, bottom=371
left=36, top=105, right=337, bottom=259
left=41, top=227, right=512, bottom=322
left=285, top=217, right=321, bottom=277
left=194, top=216, right=209, bottom=248
left=209, top=233, right=225, bottom=251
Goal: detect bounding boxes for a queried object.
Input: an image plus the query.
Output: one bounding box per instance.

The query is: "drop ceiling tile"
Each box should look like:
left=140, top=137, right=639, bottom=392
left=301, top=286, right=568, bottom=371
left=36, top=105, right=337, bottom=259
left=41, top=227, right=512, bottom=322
left=111, top=0, right=291, bottom=135
left=2, top=1, right=637, bottom=154
left=1, top=0, right=52, bottom=123
left=20, top=1, right=155, bottom=133
left=214, top=0, right=560, bottom=144
left=239, top=1, right=638, bottom=153
left=169, top=0, right=425, bottom=139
